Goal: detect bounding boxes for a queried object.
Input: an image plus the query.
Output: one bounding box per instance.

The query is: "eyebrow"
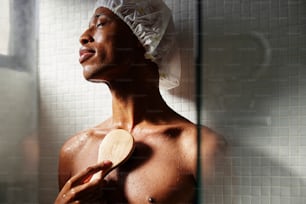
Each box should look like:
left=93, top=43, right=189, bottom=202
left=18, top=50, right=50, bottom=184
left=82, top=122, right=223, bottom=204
left=94, top=13, right=108, bottom=18
left=88, top=13, right=109, bottom=27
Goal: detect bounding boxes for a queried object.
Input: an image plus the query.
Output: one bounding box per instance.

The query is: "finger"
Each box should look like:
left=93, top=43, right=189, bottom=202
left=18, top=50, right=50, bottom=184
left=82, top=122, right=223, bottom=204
left=81, top=160, right=113, bottom=184
left=65, top=177, right=105, bottom=202
left=69, top=160, right=112, bottom=186
left=61, top=160, right=112, bottom=194
left=59, top=191, right=73, bottom=203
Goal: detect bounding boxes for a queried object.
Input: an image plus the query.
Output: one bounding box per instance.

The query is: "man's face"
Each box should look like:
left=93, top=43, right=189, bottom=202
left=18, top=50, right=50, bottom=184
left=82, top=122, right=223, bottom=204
left=79, top=7, right=142, bottom=82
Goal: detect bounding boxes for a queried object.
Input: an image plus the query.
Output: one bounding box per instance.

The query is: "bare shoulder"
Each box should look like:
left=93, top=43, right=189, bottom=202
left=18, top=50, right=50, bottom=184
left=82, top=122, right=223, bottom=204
left=179, top=123, right=227, bottom=156
left=178, top=122, right=227, bottom=178
left=60, top=130, right=92, bottom=154
left=57, top=119, right=112, bottom=189
left=57, top=129, right=91, bottom=189
left=200, top=126, right=227, bottom=156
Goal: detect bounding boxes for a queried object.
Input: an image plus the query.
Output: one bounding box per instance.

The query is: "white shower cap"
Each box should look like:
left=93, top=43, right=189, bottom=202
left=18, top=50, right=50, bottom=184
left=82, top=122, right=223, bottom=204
left=94, top=0, right=181, bottom=89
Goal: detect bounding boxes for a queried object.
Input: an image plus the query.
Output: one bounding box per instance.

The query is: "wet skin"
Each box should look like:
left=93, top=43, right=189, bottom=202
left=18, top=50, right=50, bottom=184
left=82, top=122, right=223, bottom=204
left=55, top=7, right=227, bottom=204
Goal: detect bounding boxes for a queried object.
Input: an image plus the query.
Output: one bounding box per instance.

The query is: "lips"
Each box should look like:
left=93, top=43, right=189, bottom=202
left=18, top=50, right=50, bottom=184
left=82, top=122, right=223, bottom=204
left=79, top=47, right=95, bottom=63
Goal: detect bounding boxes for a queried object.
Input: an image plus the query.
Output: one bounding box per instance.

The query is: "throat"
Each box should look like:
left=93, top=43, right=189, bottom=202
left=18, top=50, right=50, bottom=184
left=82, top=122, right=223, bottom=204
left=111, top=97, right=169, bottom=130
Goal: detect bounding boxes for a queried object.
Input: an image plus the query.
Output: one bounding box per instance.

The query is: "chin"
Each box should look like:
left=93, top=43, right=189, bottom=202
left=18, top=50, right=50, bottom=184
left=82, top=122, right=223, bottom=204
left=83, top=66, right=98, bottom=79
left=83, top=70, right=92, bottom=81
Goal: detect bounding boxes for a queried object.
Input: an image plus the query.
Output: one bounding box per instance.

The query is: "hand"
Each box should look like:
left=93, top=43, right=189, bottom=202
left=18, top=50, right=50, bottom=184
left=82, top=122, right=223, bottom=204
left=54, top=160, right=112, bottom=204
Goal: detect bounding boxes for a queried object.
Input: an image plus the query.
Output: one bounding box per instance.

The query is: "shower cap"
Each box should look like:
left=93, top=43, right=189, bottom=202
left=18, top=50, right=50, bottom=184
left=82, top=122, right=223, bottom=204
left=94, top=0, right=181, bottom=89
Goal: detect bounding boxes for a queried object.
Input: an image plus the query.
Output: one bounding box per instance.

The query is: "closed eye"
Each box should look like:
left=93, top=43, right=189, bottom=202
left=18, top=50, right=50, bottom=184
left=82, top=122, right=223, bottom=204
left=95, top=13, right=110, bottom=28
left=96, top=22, right=106, bottom=28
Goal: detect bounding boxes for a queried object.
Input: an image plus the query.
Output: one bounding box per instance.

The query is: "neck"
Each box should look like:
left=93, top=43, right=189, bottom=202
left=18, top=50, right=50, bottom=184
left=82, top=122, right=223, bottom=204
left=108, top=80, right=171, bottom=132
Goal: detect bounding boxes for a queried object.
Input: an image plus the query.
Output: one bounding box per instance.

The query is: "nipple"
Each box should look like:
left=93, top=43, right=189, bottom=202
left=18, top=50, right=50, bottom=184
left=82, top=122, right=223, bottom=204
left=148, top=197, right=155, bottom=203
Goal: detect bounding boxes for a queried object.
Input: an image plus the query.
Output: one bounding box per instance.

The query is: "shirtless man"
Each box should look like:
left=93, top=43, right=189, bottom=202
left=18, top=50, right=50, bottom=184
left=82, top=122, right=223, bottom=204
left=55, top=1, right=227, bottom=203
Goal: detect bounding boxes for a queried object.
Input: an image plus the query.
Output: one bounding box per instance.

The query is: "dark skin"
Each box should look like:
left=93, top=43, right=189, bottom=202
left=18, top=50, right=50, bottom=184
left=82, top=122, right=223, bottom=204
left=55, top=7, right=227, bottom=204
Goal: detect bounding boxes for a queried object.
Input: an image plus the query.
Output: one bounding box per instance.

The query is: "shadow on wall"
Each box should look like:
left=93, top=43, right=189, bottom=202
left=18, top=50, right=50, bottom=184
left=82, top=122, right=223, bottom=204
left=168, top=29, right=272, bottom=104
left=202, top=32, right=306, bottom=203
left=203, top=32, right=271, bottom=111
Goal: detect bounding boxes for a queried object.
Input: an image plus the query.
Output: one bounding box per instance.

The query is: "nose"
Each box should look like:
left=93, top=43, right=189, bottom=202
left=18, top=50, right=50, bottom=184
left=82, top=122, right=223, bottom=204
left=79, top=29, right=94, bottom=45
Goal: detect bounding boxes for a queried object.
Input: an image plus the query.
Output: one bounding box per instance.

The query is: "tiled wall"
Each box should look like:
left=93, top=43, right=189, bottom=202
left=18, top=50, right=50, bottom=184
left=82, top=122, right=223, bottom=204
left=38, top=0, right=306, bottom=203
left=38, top=0, right=195, bottom=203
left=203, top=0, right=306, bottom=203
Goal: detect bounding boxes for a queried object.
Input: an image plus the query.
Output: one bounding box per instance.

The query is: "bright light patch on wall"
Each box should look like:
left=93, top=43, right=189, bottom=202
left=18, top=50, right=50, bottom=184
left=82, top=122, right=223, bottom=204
left=0, top=0, right=10, bottom=55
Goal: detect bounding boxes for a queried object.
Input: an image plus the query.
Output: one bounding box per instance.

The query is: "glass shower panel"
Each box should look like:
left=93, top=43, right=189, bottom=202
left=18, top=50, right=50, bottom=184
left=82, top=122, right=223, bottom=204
left=0, top=0, right=38, bottom=203
left=201, top=0, right=306, bottom=203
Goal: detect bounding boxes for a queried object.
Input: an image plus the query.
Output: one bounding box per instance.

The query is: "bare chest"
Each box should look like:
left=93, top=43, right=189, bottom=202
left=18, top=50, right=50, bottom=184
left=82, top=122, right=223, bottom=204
left=73, top=139, right=195, bottom=203
left=108, top=148, right=195, bottom=203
